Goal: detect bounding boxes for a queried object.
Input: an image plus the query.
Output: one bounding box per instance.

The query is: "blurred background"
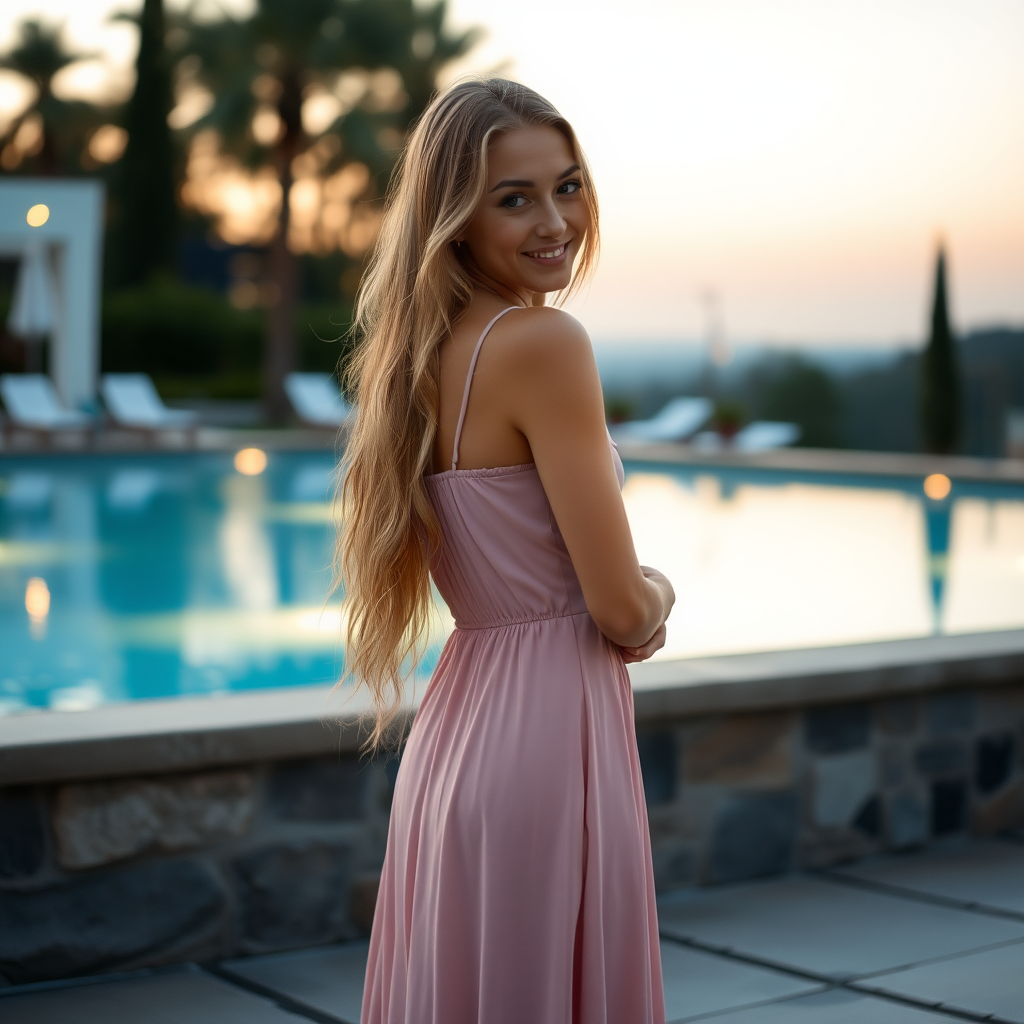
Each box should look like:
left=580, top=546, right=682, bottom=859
left=4, top=5, right=1024, bottom=1000
left=1, top=0, right=1023, bottom=709
left=0, top=0, right=1020, bottom=448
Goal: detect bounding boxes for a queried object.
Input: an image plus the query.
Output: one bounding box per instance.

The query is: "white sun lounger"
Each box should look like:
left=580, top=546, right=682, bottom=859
left=101, top=374, right=199, bottom=441
left=693, top=421, right=802, bottom=452
left=284, top=372, right=351, bottom=428
left=0, top=374, right=94, bottom=444
left=612, top=397, right=714, bottom=443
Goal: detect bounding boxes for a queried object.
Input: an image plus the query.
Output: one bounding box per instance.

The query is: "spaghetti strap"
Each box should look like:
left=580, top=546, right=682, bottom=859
left=451, top=306, right=518, bottom=471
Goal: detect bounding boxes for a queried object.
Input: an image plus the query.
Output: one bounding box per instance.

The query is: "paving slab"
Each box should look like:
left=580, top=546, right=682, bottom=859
left=660, top=940, right=820, bottom=1022
left=831, top=839, right=1024, bottom=915
left=697, top=986, right=956, bottom=1022
left=0, top=965, right=306, bottom=1024
left=223, top=936, right=819, bottom=1024
left=223, top=940, right=368, bottom=1024
left=658, top=874, right=1024, bottom=979
left=863, top=938, right=1024, bottom=1023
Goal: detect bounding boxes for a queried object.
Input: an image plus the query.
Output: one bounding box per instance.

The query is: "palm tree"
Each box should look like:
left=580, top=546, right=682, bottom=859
left=180, top=0, right=478, bottom=422
left=0, top=19, right=101, bottom=175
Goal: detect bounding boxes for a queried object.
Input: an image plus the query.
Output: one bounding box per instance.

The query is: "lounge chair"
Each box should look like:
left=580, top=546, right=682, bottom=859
left=101, top=374, right=199, bottom=443
left=0, top=374, right=94, bottom=445
left=612, top=397, right=713, bottom=443
left=693, top=421, right=801, bottom=452
left=284, top=372, right=351, bottom=428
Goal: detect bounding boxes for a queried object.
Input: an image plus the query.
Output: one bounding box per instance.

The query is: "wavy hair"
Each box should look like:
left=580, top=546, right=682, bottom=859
left=336, top=77, right=600, bottom=749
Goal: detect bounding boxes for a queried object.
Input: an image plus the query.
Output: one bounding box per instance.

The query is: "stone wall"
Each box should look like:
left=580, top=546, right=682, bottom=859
left=2, top=682, right=1023, bottom=986
left=639, top=684, right=1024, bottom=890
left=0, top=755, right=396, bottom=985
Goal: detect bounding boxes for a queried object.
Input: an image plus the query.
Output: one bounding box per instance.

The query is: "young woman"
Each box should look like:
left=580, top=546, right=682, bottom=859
left=339, top=77, right=675, bottom=1024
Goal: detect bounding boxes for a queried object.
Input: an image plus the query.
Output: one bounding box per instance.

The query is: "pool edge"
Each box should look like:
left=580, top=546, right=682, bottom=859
left=3, top=629, right=1023, bottom=786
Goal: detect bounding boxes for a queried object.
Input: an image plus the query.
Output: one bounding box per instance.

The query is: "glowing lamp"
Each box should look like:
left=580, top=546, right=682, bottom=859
left=235, top=447, right=268, bottom=475
left=26, top=204, right=50, bottom=227
left=923, top=473, right=951, bottom=501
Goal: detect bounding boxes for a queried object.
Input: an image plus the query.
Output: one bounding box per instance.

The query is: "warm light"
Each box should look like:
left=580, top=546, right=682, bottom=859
left=923, top=474, right=952, bottom=501
left=25, top=576, right=50, bottom=638
left=301, top=91, right=342, bottom=135
left=228, top=280, right=260, bottom=310
left=180, top=131, right=379, bottom=254
left=167, top=87, right=214, bottom=130
left=234, top=448, right=268, bottom=475
left=252, top=106, right=283, bottom=146
left=26, top=204, right=49, bottom=227
left=88, top=125, right=128, bottom=164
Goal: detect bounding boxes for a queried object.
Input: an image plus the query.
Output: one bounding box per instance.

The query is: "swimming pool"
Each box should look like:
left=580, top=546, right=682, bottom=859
left=2, top=449, right=1022, bottom=713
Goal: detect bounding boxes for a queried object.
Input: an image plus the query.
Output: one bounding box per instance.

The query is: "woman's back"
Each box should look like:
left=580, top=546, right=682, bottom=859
left=346, top=78, right=672, bottom=1024
left=432, top=301, right=534, bottom=475
left=427, top=306, right=624, bottom=630
left=364, top=309, right=664, bottom=1024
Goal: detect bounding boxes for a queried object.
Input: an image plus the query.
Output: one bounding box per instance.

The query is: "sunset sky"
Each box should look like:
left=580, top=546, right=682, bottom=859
left=2, top=0, right=1021, bottom=346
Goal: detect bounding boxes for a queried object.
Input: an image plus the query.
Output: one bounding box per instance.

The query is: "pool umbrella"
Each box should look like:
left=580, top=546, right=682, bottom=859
left=7, top=238, right=58, bottom=371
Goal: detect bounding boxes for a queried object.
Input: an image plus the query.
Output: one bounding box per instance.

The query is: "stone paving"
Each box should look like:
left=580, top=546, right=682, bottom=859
left=2, top=836, right=1022, bottom=1023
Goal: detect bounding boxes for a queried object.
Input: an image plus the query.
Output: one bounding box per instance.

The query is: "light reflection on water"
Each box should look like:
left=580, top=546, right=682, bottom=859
left=1, top=452, right=1022, bottom=713
left=624, top=472, right=933, bottom=658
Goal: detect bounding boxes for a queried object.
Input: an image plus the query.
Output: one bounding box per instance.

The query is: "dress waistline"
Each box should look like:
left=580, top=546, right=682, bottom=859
left=453, top=609, right=589, bottom=632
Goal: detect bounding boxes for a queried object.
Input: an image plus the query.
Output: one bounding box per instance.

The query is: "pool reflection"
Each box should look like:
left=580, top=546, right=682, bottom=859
left=2, top=452, right=1024, bottom=712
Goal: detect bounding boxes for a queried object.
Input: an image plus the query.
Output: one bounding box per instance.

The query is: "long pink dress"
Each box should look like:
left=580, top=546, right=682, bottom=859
left=361, top=308, right=665, bottom=1024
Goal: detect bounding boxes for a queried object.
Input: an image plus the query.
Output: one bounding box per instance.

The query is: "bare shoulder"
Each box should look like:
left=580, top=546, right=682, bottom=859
left=486, top=306, right=595, bottom=381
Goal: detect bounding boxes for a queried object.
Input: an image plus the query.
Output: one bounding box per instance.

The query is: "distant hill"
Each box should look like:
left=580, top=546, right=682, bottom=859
left=841, top=326, right=1024, bottom=456
left=598, top=326, right=1024, bottom=456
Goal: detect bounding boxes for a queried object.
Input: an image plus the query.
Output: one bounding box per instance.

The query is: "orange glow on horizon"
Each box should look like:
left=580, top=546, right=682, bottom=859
left=179, top=130, right=380, bottom=255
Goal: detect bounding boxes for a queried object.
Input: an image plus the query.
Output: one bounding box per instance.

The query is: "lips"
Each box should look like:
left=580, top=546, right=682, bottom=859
left=523, top=242, right=569, bottom=261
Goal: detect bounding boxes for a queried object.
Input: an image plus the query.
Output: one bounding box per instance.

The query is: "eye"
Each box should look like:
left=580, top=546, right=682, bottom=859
left=500, top=193, right=527, bottom=209
left=557, top=180, right=582, bottom=195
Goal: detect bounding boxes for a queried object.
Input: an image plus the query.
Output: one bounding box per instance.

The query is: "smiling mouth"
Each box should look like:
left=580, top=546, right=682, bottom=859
left=523, top=243, right=568, bottom=260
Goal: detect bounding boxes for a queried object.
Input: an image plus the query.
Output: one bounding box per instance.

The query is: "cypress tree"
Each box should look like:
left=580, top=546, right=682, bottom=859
left=110, top=0, right=177, bottom=287
left=920, top=245, right=961, bottom=454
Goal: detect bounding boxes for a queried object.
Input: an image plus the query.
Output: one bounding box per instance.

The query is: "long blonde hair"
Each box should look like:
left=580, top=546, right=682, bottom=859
left=337, top=78, right=600, bottom=748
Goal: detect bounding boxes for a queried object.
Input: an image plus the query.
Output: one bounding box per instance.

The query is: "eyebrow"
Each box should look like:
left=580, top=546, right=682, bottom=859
left=489, top=164, right=580, bottom=192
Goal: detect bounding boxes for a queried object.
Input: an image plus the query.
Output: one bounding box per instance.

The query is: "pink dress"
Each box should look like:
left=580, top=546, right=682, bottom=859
left=361, top=308, right=665, bottom=1024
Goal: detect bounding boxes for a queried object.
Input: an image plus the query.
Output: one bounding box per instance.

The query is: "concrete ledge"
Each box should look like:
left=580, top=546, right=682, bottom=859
left=629, top=629, right=1024, bottom=721
left=0, top=427, right=343, bottom=456
left=4, top=435, right=1022, bottom=478
left=2, top=630, right=1023, bottom=786
left=616, top=441, right=1024, bottom=484
left=0, top=685, right=384, bottom=787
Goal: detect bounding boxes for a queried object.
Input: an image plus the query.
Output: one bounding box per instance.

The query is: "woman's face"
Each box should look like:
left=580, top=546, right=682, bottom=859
left=458, top=125, right=590, bottom=302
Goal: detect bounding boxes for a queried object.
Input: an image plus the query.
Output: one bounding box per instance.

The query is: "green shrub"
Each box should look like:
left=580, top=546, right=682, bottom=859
left=102, top=279, right=264, bottom=377
left=760, top=358, right=844, bottom=448
left=101, top=282, right=353, bottom=398
left=297, top=303, right=354, bottom=377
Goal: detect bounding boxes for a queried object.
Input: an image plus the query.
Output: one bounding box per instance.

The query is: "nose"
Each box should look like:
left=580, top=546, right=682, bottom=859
left=534, top=195, right=567, bottom=239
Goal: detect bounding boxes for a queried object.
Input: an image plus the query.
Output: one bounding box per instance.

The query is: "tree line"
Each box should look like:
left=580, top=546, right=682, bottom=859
left=1, top=0, right=478, bottom=420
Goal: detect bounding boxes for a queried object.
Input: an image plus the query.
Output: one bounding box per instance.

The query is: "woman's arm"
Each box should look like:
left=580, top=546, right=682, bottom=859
left=489, top=307, right=674, bottom=649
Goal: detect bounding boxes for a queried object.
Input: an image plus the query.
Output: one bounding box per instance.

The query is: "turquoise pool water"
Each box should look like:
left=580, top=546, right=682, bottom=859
left=2, top=450, right=1023, bottom=713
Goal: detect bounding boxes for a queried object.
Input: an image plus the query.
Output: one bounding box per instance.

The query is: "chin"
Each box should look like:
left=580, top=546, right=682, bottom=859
left=521, top=265, right=573, bottom=291
left=532, top=274, right=572, bottom=295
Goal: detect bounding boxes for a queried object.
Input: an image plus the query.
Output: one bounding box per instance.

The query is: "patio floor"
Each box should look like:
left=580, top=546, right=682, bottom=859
left=2, top=836, right=1022, bottom=1023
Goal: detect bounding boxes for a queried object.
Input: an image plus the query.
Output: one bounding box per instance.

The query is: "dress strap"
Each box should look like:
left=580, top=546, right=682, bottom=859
left=451, top=306, right=518, bottom=471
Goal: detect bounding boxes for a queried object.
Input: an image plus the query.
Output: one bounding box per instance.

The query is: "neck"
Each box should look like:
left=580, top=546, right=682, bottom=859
left=470, top=279, right=543, bottom=309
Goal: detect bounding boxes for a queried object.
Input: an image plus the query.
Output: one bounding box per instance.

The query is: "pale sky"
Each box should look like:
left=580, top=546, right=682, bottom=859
left=2, top=0, right=1022, bottom=345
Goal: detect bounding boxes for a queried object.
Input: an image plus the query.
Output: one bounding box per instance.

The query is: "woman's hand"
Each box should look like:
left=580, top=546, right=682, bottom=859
left=618, top=566, right=673, bottom=663
left=618, top=622, right=667, bottom=664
